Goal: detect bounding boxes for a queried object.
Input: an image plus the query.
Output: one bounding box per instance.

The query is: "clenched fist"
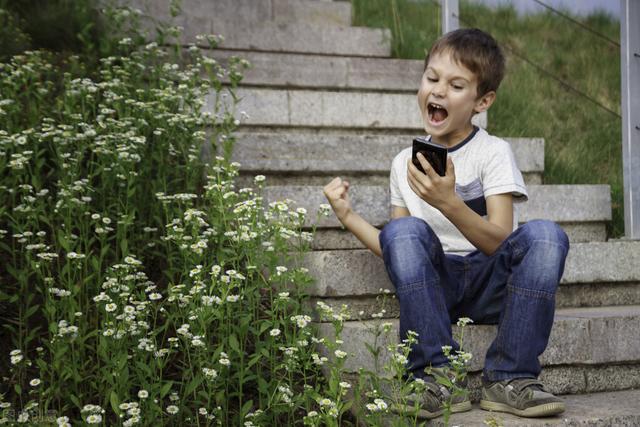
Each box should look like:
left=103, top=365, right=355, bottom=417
left=322, top=177, right=353, bottom=223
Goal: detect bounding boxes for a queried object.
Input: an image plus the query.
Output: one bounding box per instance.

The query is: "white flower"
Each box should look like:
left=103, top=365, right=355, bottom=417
left=148, top=293, right=162, bottom=301
left=29, top=378, right=41, bottom=386
left=166, top=405, right=179, bottom=415
left=254, top=175, right=266, bottom=183
left=105, top=303, right=117, bottom=312
left=334, top=350, right=347, bottom=359
left=275, top=266, right=288, bottom=275
left=269, top=329, right=281, bottom=337
left=226, top=295, right=239, bottom=303
left=339, top=381, right=351, bottom=389
left=202, top=367, right=218, bottom=379
left=291, top=315, right=311, bottom=328
left=219, top=358, right=230, bottom=366
left=86, top=414, right=102, bottom=424
left=374, top=398, right=388, bottom=410
left=138, top=390, right=148, bottom=399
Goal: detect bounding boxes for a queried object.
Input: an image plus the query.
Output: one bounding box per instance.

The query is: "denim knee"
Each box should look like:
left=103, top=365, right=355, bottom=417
left=511, top=220, right=569, bottom=292
left=379, top=216, right=439, bottom=288
left=518, top=219, right=569, bottom=251
left=379, top=216, right=435, bottom=253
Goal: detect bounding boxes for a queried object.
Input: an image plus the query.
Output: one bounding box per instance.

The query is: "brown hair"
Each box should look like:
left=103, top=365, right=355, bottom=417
left=424, top=28, right=505, bottom=98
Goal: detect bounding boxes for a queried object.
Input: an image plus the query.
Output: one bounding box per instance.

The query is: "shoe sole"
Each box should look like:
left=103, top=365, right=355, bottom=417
left=391, top=400, right=472, bottom=419
left=480, top=399, right=565, bottom=417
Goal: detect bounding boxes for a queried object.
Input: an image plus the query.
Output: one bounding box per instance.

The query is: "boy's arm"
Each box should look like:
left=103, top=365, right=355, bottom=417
left=408, top=154, right=513, bottom=255
left=323, top=177, right=383, bottom=258
left=440, top=193, right=513, bottom=255
left=340, top=211, right=383, bottom=258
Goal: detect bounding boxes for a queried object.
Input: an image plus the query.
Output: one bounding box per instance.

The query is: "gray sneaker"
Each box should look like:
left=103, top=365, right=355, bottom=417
left=384, top=368, right=472, bottom=419
left=480, top=378, right=565, bottom=417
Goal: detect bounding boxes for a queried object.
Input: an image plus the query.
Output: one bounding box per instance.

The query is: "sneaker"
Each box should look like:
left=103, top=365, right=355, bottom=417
left=384, top=367, right=472, bottom=419
left=480, top=377, right=565, bottom=417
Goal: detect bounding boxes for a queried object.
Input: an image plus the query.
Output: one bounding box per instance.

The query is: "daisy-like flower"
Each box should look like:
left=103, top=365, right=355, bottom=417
left=86, top=414, right=102, bottom=424
left=269, top=329, right=281, bottom=337
left=29, top=378, right=41, bottom=386
left=334, top=350, right=347, bottom=359
left=166, top=405, right=179, bottom=415
left=105, top=303, right=117, bottom=312
left=138, top=390, right=148, bottom=399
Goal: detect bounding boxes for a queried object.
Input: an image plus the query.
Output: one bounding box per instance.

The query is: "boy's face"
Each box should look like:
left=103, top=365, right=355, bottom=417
left=417, top=50, right=494, bottom=147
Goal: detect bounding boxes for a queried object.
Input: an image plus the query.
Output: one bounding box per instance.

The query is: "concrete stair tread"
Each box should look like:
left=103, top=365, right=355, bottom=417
left=316, top=305, right=640, bottom=373
left=230, top=132, right=544, bottom=174
left=304, top=241, right=640, bottom=298
left=216, top=87, right=485, bottom=129
left=262, top=184, right=611, bottom=227
left=213, top=49, right=423, bottom=91
left=433, top=388, right=640, bottom=426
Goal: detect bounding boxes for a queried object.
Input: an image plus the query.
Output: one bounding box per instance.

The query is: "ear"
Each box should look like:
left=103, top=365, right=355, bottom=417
left=473, top=90, right=496, bottom=114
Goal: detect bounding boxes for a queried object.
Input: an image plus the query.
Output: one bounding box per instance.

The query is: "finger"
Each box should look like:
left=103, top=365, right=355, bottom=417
left=417, top=152, right=437, bottom=179
left=445, top=156, right=455, bottom=177
left=407, top=167, right=426, bottom=196
left=408, top=158, right=431, bottom=188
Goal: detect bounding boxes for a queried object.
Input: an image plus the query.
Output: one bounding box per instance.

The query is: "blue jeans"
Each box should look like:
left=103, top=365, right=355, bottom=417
left=378, top=217, right=569, bottom=382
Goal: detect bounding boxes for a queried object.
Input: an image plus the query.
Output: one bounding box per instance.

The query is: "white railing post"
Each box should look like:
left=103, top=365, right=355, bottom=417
left=440, top=0, right=487, bottom=128
left=621, top=0, right=640, bottom=239
left=441, top=0, right=459, bottom=34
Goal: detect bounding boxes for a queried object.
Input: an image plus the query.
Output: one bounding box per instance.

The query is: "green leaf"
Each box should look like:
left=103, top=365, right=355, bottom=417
left=184, top=376, right=203, bottom=396
left=160, top=381, right=173, bottom=398
left=69, top=394, right=81, bottom=409
left=240, top=399, right=254, bottom=418
left=14, top=384, right=21, bottom=394
left=110, top=390, right=120, bottom=415
left=228, top=334, right=240, bottom=353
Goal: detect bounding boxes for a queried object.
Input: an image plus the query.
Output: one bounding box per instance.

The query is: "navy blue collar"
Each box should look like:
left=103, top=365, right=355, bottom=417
left=428, top=126, right=479, bottom=152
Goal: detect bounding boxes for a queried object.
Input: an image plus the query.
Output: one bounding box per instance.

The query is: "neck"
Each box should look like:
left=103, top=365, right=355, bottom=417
left=431, top=123, right=475, bottom=148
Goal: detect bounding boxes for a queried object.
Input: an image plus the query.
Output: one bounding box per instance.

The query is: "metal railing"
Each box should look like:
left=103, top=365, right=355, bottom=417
left=621, top=0, right=640, bottom=239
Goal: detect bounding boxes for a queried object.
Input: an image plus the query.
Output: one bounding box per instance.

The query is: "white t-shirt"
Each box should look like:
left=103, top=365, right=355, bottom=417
left=390, top=126, right=528, bottom=254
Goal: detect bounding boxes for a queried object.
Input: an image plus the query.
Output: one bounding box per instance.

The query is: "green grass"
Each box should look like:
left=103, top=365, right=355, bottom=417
left=352, top=0, right=623, bottom=237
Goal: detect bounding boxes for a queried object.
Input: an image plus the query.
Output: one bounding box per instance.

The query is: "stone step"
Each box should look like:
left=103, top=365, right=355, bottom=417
left=132, top=0, right=386, bottom=56
left=213, top=87, right=487, bottom=129
left=315, top=306, right=640, bottom=396
left=212, top=50, right=423, bottom=91
left=302, top=240, right=640, bottom=309
left=305, top=240, right=640, bottom=296
left=229, top=132, right=544, bottom=184
left=133, top=0, right=352, bottom=28
left=431, top=389, right=640, bottom=426
left=262, top=184, right=611, bottom=243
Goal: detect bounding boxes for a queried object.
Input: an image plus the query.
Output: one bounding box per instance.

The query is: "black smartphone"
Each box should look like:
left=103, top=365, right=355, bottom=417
left=412, top=137, right=447, bottom=176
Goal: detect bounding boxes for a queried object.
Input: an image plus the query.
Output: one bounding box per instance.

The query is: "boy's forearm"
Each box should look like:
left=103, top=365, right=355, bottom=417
left=441, top=197, right=510, bottom=255
left=340, top=211, right=382, bottom=258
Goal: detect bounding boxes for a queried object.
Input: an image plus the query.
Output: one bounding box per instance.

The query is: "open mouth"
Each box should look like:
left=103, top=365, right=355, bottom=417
left=427, top=102, right=448, bottom=124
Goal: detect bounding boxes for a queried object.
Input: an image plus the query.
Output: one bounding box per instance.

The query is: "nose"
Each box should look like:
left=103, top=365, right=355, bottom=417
left=432, top=81, right=446, bottom=98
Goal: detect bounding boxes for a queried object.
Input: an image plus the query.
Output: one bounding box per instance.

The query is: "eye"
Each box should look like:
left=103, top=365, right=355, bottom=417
left=426, top=77, right=437, bottom=82
left=452, top=85, right=463, bottom=90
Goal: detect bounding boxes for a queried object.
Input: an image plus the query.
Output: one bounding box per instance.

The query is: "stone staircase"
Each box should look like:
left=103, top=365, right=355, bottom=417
left=136, top=0, right=640, bottom=424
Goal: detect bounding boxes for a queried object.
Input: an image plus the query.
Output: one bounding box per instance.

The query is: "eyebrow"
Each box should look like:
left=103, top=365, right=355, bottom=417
left=426, top=67, right=471, bottom=83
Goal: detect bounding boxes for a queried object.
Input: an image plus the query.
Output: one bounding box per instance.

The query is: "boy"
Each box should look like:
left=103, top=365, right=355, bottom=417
left=322, top=28, right=569, bottom=419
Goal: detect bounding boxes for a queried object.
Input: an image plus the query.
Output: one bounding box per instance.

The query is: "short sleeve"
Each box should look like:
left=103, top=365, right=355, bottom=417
left=482, top=140, right=528, bottom=203
left=390, top=153, right=407, bottom=207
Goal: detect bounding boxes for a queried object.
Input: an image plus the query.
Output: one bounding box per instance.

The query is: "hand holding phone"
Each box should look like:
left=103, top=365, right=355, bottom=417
left=412, top=137, right=447, bottom=176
